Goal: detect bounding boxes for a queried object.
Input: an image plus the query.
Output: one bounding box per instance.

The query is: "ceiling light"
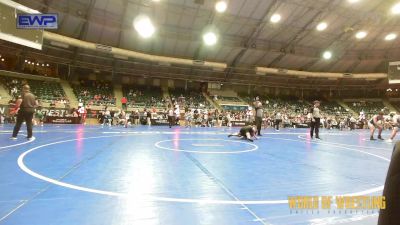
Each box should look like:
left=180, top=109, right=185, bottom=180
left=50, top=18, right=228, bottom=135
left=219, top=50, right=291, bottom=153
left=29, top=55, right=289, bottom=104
left=355, top=31, right=367, bottom=39
left=36, top=63, right=39, bottom=65
left=348, top=0, right=360, bottom=3
left=270, top=14, right=281, bottom=23
left=391, top=2, right=400, bottom=14
left=1, top=58, right=4, bottom=62
left=46, top=64, right=50, bottom=67
left=385, top=33, right=397, bottom=41
left=133, top=15, right=156, bottom=38
left=316, top=22, right=328, bottom=31
left=24, top=59, right=28, bottom=62
left=42, top=64, right=45, bottom=66
left=203, top=32, right=218, bottom=46
left=215, top=1, right=227, bottom=13
left=17, top=5, right=29, bottom=11
left=322, top=51, right=332, bottom=60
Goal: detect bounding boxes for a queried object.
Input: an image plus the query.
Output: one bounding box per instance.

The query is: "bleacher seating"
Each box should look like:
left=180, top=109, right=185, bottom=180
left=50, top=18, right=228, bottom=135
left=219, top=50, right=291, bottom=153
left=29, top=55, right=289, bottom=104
left=170, top=88, right=212, bottom=109
left=321, top=101, right=349, bottom=116
left=73, top=80, right=115, bottom=106
left=346, top=101, right=385, bottom=115
left=240, top=95, right=306, bottom=116
left=123, top=85, right=164, bottom=108
left=390, top=101, right=400, bottom=112
left=0, top=76, right=66, bottom=103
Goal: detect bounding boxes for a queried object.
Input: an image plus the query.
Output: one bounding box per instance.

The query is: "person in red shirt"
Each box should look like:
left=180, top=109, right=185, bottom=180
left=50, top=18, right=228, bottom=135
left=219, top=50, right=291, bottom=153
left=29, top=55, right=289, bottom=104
left=121, top=97, right=127, bottom=110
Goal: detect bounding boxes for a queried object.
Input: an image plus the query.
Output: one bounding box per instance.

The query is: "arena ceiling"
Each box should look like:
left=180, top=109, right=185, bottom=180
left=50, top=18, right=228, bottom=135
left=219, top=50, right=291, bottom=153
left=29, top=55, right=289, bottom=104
left=3, top=0, right=400, bottom=87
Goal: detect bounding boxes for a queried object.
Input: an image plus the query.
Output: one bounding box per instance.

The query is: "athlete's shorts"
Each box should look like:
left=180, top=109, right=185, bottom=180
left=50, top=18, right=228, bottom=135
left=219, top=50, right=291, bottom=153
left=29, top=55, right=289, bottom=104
left=368, top=121, right=379, bottom=128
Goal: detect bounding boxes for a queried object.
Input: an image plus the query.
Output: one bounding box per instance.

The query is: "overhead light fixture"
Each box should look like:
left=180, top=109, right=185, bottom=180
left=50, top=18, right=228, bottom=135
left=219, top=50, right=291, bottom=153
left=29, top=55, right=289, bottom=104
left=322, top=51, right=332, bottom=60
left=133, top=15, right=156, bottom=38
left=24, top=59, right=28, bottom=62
left=36, top=63, right=39, bottom=65
left=355, top=31, right=367, bottom=39
left=203, top=31, right=218, bottom=46
left=392, top=3, right=400, bottom=14
left=270, top=14, right=281, bottom=23
left=316, top=22, right=328, bottom=31
left=46, top=64, right=50, bottom=67
left=1, top=58, right=4, bottom=62
left=348, top=0, right=361, bottom=3
left=385, top=33, right=397, bottom=41
left=215, top=1, right=227, bottom=13
left=42, top=64, right=45, bottom=66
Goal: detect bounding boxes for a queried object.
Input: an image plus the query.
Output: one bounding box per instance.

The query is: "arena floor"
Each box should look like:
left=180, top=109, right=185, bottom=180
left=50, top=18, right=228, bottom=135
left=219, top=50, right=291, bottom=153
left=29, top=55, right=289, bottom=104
left=0, top=124, right=395, bottom=225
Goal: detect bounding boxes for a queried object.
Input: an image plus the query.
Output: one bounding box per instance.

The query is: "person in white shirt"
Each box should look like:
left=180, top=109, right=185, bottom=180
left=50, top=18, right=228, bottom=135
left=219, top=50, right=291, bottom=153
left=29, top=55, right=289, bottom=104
left=274, top=111, right=282, bottom=131
left=174, top=105, right=180, bottom=124
left=226, top=112, right=232, bottom=127
left=350, top=116, right=357, bottom=130
left=168, top=106, right=175, bottom=128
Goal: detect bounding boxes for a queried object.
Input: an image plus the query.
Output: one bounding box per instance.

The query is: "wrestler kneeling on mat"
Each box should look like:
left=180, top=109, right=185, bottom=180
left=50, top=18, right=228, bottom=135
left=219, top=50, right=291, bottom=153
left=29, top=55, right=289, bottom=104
left=228, top=125, right=258, bottom=142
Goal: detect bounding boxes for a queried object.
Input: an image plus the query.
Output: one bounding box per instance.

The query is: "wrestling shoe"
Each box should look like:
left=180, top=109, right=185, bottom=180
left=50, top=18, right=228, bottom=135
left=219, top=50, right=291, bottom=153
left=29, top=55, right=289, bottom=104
left=228, top=134, right=233, bottom=138
left=385, top=139, right=393, bottom=143
left=378, top=135, right=384, bottom=140
left=370, top=137, right=376, bottom=141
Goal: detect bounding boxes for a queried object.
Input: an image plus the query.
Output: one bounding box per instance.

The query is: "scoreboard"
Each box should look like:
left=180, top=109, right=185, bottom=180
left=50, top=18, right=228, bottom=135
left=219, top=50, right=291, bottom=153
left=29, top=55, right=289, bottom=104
left=0, top=1, right=43, bottom=50
left=388, top=61, right=400, bottom=84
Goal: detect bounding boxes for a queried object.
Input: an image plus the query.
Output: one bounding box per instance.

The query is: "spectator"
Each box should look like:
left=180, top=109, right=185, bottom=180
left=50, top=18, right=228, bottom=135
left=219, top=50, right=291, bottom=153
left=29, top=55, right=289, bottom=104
left=121, top=96, right=127, bottom=110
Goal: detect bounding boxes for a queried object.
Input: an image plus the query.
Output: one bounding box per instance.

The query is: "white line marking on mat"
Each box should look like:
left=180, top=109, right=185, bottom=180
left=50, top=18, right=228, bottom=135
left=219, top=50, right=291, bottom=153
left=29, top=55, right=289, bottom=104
left=17, top=134, right=388, bottom=205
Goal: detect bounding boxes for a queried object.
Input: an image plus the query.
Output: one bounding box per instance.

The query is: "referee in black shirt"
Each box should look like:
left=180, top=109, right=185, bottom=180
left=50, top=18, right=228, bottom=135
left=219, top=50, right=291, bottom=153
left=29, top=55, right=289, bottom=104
left=11, top=85, right=37, bottom=140
left=310, top=100, right=321, bottom=139
left=254, top=97, right=263, bottom=136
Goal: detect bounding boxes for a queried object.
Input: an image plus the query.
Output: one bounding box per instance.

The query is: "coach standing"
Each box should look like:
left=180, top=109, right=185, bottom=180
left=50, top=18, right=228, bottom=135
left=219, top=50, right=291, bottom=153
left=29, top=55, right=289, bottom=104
left=254, top=96, right=263, bottom=136
left=11, top=85, right=37, bottom=140
left=309, top=100, right=321, bottom=139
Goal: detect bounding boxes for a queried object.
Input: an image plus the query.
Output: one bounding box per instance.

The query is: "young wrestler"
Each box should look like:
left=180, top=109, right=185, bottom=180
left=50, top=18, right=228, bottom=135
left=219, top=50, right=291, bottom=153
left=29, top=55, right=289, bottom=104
left=387, top=112, right=400, bottom=142
left=228, top=125, right=258, bottom=142
left=369, top=111, right=385, bottom=140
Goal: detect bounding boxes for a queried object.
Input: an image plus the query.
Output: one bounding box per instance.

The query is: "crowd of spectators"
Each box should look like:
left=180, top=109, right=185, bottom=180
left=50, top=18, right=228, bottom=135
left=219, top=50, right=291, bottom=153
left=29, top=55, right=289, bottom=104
left=170, top=89, right=213, bottom=110
left=73, top=80, right=115, bottom=107
left=346, top=101, right=385, bottom=115
left=0, top=76, right=67, bottom=104
left=123, top=86, right=166, bottom=108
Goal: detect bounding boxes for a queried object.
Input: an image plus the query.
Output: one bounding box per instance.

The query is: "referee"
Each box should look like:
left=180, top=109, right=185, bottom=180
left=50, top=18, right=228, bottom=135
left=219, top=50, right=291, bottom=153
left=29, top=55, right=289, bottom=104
left=10, top=85, right=37, bottom=140
left=254, top=97, right=263, bottom=136
left=310, top=100, right=321, bottom=140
